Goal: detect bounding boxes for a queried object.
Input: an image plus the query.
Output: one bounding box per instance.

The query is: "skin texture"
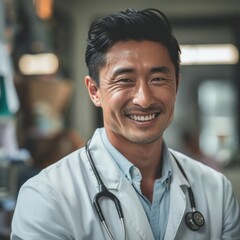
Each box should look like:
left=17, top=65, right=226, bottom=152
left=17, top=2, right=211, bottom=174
left=86, top=40, right=180, bottom=201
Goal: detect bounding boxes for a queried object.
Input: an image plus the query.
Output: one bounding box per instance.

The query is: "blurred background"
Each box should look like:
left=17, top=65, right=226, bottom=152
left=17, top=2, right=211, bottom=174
left=0, top=0, right=240, bottom=238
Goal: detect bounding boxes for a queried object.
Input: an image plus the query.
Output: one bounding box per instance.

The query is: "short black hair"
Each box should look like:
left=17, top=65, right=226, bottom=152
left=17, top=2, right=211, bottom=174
left=85, top=8, right=181, bottom=85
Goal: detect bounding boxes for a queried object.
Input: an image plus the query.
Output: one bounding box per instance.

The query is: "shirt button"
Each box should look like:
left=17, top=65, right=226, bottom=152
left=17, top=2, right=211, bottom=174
left=133, top=167, right=140, bottom=177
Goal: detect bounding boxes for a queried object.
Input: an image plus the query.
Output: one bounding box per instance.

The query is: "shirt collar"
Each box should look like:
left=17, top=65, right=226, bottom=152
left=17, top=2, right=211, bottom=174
left=101, top=129, right=172, bottom=185
left=101, top=129, right=133, bottom=181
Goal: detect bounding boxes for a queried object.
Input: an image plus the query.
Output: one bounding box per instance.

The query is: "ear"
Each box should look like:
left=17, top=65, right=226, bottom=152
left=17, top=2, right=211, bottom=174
left=85, top=76, right=102, bottom=107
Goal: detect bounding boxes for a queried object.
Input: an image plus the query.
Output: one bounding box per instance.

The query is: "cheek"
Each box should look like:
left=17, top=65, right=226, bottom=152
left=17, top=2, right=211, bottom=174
left=104, top=89, right=129, bottom=106
left=168, top=94, right=177, bottom=106
left=104, top=92, right=130, bottom=126
left=155, top=88, right=177, bottom=106
left=101, top=91, right=125, bottom=118
left=167, top=97, right=177, bottom=121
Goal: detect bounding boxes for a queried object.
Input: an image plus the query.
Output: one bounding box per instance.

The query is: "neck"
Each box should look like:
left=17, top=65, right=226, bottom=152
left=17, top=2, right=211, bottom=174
left=108, top=134, right=164, bottom=201
left=128, top=142, right=163, bottom=179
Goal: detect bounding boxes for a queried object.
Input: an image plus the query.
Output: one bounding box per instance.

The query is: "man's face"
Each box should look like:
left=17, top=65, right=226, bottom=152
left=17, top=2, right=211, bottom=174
left=86, top=40, right=179, bottom=146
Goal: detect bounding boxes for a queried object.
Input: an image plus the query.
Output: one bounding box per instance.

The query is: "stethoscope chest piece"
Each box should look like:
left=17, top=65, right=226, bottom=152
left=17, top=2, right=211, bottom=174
left=185, top=211, right=205, bottom=231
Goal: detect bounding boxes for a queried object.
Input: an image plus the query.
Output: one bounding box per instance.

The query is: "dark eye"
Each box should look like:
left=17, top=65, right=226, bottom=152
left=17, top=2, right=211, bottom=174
left=150, top=77, right=165, bottom=83
left=118, top=78, right=134, bottom=84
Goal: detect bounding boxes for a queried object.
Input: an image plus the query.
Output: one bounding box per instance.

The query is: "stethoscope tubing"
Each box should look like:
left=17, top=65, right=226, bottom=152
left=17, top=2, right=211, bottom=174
left=85, top=140, right=126, bottom=240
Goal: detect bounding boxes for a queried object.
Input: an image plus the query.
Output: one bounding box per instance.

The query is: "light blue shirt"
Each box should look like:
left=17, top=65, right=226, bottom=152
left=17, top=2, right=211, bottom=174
left=101, top=130, right=172, bottom=240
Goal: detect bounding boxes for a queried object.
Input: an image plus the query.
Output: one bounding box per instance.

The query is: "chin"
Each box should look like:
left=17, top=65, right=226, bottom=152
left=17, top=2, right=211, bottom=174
left=126, top=132, right=162, bottom=145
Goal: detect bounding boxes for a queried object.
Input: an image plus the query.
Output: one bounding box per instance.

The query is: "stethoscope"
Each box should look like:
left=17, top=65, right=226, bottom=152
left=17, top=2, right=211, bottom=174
left=172, top=154, right=205, bottom=231
left=85, top=140, right=126, bottom=240
left=85, top=140, right=205, bottom=239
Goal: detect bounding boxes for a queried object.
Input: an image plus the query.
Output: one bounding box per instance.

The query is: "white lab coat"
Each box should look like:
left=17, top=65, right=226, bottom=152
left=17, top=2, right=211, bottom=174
left=11, top=128, right=240, bottom=240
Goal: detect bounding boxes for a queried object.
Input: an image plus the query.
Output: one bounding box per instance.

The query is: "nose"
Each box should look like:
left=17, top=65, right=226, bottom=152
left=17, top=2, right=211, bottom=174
left=132, top=82, right=154, bottom=108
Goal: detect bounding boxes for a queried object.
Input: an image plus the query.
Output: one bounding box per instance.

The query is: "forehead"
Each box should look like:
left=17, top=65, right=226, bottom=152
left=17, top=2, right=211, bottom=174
left=106, top=40, right=173, bottom=68
left=101, top=40, right=175, bottom=75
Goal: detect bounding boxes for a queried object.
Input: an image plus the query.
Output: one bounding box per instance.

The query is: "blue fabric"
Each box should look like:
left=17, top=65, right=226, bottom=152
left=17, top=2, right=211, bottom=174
left=0, top=76, right=11, bottom=116
left=101, top=130, right=172, bottom=240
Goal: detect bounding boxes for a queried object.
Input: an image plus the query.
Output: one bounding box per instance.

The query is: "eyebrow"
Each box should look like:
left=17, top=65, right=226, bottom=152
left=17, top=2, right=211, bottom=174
left=112, top=67, right=134, bottom=78
left=150, top=66, right=171, bottom=74
left=112, top=66, right=171, bottom=79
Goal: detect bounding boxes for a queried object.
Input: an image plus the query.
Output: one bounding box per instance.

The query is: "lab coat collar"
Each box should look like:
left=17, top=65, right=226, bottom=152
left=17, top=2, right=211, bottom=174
left=169, top=149, right=190, bottom=188
left=88, top=129, right=190, bottom=190
left=86, top=128, right=122, bottom=190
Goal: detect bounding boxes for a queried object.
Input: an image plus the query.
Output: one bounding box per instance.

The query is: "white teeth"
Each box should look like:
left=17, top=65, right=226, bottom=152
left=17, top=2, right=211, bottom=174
left=129, top=114, right=156, bottom=122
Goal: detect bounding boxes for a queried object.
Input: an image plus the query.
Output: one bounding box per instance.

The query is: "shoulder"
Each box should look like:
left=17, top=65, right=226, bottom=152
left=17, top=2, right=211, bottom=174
left=12, top=146, right=92, bottom=239
left=169, top=149, right=239, bottom=216
left=21, top=128, right=106, bottom=192
left=20, top=147, right=88, bottom=195
left=170, top=149, right=221, bottom=173
left=169, top=149, right=230, bottom=189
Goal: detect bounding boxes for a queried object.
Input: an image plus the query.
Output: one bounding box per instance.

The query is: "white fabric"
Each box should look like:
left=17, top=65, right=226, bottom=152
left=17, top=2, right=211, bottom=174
left=11, top=128, right=240, bottom=240
left=0, top=119, right=19, bottom=156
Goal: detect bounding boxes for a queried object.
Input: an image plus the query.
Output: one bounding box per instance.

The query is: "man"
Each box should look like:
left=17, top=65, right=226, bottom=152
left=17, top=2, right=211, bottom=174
left=11, top=8, right=240, bottom=240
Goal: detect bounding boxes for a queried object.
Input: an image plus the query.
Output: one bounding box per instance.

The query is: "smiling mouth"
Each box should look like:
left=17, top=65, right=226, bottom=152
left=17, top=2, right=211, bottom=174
left=127, top=113, right=160, bottom=122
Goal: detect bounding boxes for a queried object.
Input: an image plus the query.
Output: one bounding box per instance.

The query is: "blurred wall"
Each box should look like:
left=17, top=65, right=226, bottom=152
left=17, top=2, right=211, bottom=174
left=0, top=0, right=5, bottom=42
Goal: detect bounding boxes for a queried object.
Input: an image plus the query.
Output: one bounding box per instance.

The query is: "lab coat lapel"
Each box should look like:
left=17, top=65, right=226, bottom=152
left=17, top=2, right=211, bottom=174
left=164, top=151, right=189, bottom=240
left=89, top=130, right=154, bottom=239
left=117, top=174, right=155, bottom=240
